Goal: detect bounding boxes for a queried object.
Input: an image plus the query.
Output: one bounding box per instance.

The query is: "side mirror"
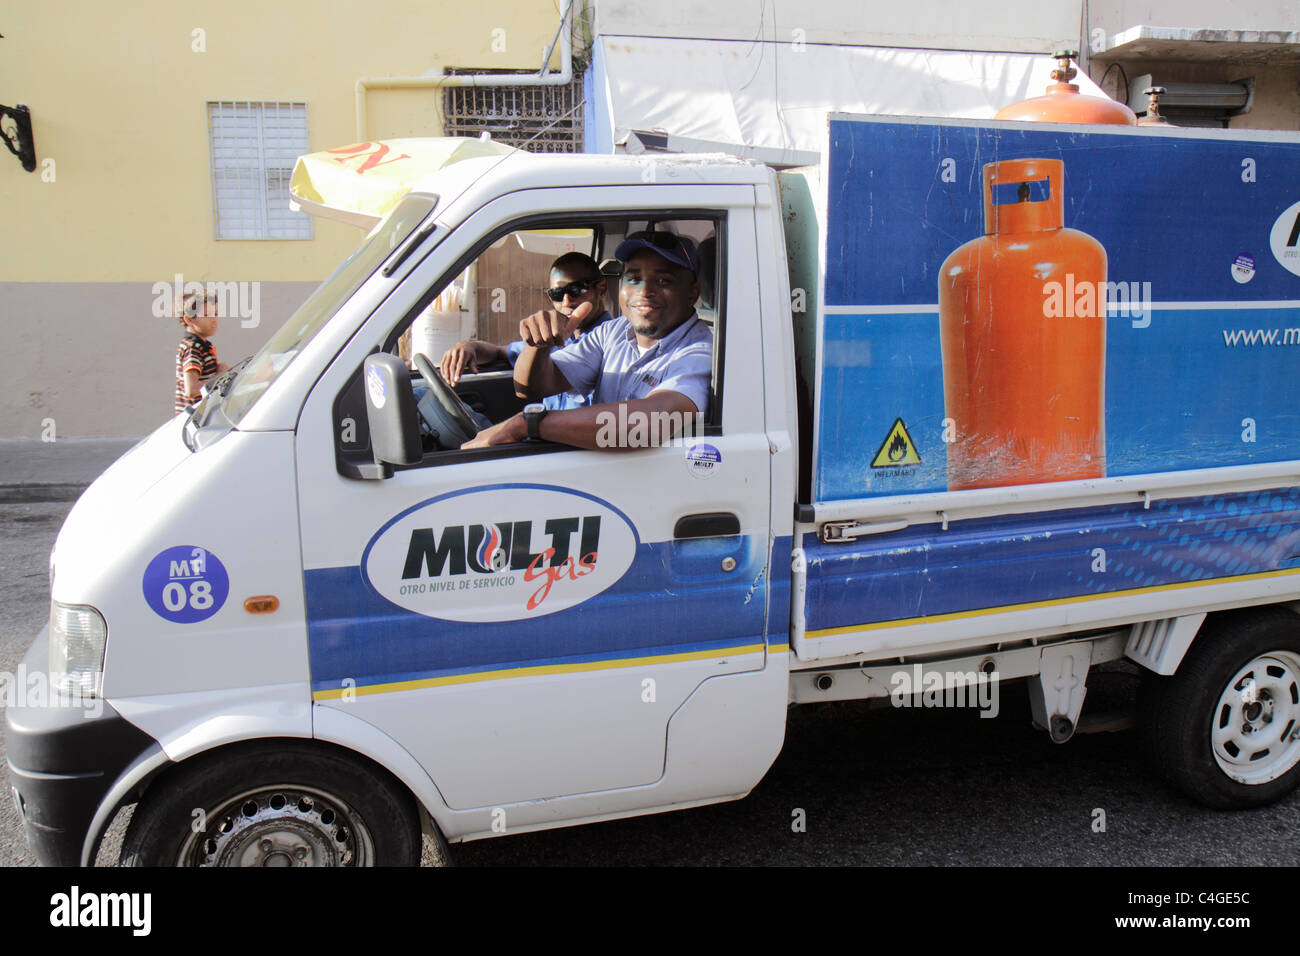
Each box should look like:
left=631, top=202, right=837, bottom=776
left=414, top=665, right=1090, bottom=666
left=361, top=353, right=422, bottom=478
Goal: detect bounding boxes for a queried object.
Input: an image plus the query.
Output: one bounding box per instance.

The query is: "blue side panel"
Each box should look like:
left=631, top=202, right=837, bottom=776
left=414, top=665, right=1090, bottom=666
left=824, top=122, right=1300, bottom=307
left=817, top=307, right=1300, bottom=499
left=306, top=536, right=768, bottom=693
left=804, top=486, right=1300, bottom=633
left=820, top=310, right=948, bottom=496
left=1106, top=307, right=1300, bottom=475
left=768, top=535, right=793, bottom=647
left=816, top=118, right=1300, bottom=502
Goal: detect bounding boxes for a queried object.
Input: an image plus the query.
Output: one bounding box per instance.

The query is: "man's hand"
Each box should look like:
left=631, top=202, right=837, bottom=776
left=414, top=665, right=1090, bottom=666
left=519, top=301, right=593, bottom=349
left=461, top=412, right=527, bottom=449
left=438, top=340, right=507, bottom=386
left=439, top=341, right=479, bottom=386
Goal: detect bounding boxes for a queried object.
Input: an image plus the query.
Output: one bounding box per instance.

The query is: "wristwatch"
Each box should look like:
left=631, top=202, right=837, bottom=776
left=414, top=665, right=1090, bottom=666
left=524, top=403, right=547, bottom=441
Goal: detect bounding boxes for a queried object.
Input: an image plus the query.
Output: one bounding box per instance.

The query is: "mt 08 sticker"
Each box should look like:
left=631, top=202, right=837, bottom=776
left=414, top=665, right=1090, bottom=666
left=143, top=546, right=229, bottom=623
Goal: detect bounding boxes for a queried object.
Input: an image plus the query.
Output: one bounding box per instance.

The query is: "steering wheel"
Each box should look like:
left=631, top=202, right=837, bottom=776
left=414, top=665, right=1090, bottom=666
left=411, top=352, right=480, bottom=447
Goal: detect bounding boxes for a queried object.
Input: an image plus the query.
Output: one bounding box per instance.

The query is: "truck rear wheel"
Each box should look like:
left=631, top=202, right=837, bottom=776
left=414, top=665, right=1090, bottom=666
left=120, top=741, right=421, bottom=866
left=1140, top=608, right=1300, bottom=809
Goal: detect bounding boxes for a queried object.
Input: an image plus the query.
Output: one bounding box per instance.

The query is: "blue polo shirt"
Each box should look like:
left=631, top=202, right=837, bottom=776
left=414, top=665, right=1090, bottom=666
left=506, top=310, right=612, bottom=411
left=549, top=312, right=713, bottom=415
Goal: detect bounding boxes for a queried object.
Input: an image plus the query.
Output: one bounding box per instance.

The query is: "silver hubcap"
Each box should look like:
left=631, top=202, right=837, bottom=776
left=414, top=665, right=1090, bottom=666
left=1212, top=650, right=1300, bottom=785
left=178, top=785, right=375, bottom=866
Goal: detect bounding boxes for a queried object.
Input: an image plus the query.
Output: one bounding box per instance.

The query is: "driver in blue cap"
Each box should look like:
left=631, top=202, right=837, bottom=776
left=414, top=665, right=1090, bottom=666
left=462, top=230, right=712, bottom=450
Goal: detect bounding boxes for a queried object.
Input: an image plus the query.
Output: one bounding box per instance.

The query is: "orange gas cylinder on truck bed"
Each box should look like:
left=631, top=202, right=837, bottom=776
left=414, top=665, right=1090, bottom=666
left=996, top=51, right=1137, bottom=126
left=939, top=157, right=1107, bottom=489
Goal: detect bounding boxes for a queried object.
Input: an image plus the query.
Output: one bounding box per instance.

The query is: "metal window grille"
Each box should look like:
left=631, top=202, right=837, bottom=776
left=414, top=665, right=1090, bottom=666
left=207, top=101, right=313, bottom=240
left=442, top=72, right=583, bottom=152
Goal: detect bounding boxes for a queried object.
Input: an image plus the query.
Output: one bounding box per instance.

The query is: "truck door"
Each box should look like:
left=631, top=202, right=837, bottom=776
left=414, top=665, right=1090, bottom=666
left=294, top=183, right=784, bottom=815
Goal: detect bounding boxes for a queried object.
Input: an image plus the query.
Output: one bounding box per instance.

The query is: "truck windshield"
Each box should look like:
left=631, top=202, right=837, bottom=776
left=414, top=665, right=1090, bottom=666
left=205, top=193, right=438, bottom=429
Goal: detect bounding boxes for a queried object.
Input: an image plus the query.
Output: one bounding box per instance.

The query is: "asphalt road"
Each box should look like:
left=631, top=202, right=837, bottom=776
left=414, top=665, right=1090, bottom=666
left=1, top=483, right=1296, bottom=867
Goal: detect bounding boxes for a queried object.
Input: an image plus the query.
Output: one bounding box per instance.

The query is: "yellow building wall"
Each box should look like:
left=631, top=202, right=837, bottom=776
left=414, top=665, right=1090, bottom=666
left=0, top=0, right=567, bottom=283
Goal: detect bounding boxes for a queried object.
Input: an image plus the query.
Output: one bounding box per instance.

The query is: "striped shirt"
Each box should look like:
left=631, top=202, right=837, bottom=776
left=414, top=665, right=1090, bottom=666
left=175, top=332, right=218, bottom=414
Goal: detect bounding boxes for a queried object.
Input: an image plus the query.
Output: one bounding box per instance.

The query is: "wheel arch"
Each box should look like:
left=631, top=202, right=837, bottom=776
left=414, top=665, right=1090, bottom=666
left=1185, top=603, right=1300, bottom=659
left=1138, top=601, right=1300, bottom=808
left=310, top=704, right=459, bottom=841
left=85, top=722, right=457, bottom=865
left=1130, top=604, right=1300, bottom=678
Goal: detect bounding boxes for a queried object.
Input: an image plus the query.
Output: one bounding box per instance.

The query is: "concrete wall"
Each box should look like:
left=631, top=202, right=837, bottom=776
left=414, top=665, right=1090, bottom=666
left=0, top=282, right=319, bottom=438
left=595, top=0, right=1084, bottom=54
left=1089, top=0, right=1298, bottom=34
left=1101, top=61, right=1300, bottom=130
left=0, top=1, right=567, bottom=436
left=1083, top=0, right=1299, bottom=131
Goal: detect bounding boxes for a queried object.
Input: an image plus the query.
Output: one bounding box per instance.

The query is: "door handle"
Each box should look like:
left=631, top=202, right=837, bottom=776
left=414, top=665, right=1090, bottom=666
left=674, top=512, right=741, bottom=539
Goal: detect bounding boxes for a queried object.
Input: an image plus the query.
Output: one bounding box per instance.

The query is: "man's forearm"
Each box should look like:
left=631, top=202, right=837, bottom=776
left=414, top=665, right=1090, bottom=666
left=545, top=392, right=700, bottom=449
left=472, top=341, right=508, bottom=366
left=465, top=392, right=700, bottom=451
left=513, top=345, right=570, bottom=399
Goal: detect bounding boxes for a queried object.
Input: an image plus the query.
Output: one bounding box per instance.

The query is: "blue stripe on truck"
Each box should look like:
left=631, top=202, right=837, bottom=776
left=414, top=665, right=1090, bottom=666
left=305, top=535, right=774, bottom=693
left=803, top=486, right=1300, bottom=633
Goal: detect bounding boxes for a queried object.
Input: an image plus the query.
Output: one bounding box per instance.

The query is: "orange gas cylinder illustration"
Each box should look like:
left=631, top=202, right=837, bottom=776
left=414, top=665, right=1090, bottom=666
left=939, top=158, right=1107, bottom=489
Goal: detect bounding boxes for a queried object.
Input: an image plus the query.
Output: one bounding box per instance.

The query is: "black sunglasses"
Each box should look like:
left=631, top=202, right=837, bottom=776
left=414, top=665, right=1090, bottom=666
left=544, top=280, right=596, bottom=302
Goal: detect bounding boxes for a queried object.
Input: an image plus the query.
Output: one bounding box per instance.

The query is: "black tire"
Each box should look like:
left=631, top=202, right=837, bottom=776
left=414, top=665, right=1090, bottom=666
left=120, top=741, right=421, bottom=866
left=1139, top=607, right=1300, bottom=809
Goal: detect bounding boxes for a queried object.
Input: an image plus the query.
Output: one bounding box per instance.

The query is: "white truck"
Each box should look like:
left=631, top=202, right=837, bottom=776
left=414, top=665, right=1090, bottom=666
left=8, top=114, right=1300, bottom=866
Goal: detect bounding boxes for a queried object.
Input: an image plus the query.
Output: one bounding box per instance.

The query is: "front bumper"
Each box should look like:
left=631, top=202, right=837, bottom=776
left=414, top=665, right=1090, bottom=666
left=5, top=628, right=161, bottom=866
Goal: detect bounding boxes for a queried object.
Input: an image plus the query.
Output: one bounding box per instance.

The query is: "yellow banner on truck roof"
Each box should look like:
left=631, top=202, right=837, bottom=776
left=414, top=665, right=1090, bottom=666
left=289, top=137, right=518, bottom=229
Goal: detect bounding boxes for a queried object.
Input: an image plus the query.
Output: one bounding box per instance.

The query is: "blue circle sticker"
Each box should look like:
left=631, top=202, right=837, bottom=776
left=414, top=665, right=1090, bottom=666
left=142, top=546, right=229, bottom=623
left=685, top=443, right=722, bottom=479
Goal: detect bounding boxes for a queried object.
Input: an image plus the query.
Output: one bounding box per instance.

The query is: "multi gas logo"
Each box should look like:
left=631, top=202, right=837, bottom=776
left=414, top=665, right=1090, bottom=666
left=1271, top=199, right=1300, bottom=277
left=363, top=486, right=638, bottom=622
left=400, top=516, right=603, bottom=607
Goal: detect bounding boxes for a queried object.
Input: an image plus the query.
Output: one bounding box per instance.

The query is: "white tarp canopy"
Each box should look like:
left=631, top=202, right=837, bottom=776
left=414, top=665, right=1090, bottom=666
left=590, top=36, right=1111, bottom=158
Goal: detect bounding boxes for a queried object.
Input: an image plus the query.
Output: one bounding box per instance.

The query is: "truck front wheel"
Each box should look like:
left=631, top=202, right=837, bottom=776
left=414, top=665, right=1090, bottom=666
left=120, top=741, right=421, bottom=866
left=1140, top=608, right=1300, bottom=809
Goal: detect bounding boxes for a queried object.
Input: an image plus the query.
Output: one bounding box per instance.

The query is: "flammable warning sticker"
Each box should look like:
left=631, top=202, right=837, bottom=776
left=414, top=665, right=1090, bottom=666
left=870, top=418, right=921, bottom=468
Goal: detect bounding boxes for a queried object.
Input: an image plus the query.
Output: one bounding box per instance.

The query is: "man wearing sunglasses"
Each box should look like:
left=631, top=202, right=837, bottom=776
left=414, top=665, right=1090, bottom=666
left=462, top=230, right=712, bottom=451
left=438, top=253, right=612, bottom=411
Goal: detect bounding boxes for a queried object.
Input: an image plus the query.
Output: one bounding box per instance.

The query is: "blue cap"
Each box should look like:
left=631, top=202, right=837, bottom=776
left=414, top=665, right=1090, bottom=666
left=614, top=231, right=700, bottom=277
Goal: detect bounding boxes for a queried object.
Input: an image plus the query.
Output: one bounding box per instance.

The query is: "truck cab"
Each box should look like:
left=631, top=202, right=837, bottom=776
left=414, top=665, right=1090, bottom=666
left=8, top=152, right=798, bottom=866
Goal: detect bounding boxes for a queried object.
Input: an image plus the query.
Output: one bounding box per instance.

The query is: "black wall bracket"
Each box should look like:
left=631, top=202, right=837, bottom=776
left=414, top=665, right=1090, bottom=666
left=1, top=103, right=36, bottom=172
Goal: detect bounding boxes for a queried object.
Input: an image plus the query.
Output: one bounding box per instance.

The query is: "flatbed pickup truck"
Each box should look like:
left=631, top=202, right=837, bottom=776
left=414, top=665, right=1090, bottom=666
left=8, top=114, right=1300, bottom=865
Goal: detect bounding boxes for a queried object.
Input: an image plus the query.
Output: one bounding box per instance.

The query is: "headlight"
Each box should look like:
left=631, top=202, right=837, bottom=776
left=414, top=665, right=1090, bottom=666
left=49, top=602, right=106, bottom=698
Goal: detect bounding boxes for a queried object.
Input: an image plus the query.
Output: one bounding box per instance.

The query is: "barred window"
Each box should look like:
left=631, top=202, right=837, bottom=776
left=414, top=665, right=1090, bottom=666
left=442, top=72, right=583, bottom=153
left=207, top=101, right=313, bottom=240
